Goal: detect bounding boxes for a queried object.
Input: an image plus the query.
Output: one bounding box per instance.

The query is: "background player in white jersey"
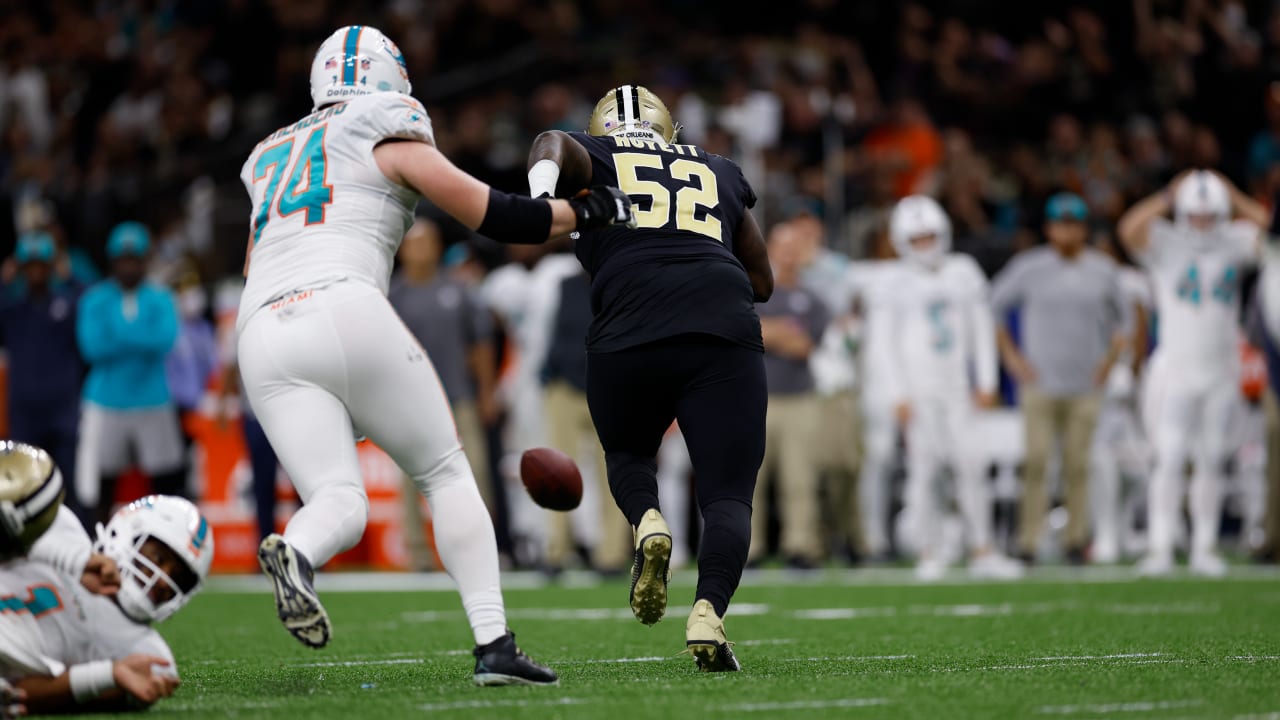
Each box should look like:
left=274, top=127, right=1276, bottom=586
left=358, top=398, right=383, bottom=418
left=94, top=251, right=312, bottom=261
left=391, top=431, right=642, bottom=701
left=871, top=196, right=1023, bottom=580
left=236, top=26, right=633, bottom=684
left=1089, top=243, right=1153, bottom=564
left=1119, top=170, right=1268, bottom=576
left=1, top=441, right=210, bottom=714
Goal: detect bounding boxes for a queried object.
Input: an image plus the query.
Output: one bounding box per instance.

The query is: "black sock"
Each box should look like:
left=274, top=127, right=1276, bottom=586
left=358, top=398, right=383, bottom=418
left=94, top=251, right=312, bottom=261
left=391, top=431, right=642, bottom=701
left=695, top=498, right=752, bottom=618
left=606, top=452, right=661, bottom=527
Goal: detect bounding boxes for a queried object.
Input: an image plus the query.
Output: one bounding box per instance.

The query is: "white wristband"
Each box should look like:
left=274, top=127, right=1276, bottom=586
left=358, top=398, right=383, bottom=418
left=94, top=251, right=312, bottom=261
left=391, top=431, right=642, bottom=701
left=528, top=159, right=562, bottom=198
left=69, top=660, right=116, bottom=703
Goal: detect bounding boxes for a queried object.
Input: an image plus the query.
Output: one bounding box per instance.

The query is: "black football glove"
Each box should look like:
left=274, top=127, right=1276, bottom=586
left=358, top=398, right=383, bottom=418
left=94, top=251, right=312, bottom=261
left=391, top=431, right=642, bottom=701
left=568, top=186, right=637, bottom=231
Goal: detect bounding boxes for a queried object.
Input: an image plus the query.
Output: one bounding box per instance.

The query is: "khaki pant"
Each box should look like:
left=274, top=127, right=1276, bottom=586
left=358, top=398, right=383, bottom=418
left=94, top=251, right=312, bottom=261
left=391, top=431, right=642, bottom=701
left=750, top=392, right=823, bottom=562
left=402, top=400, right=491, bottom=570
left=816, top=390, right=862, bottom=552
left=544, top=381, right=631, bottom=571
left=1018, top=388, right=1100, bottom=554
left=1263, top=389, right=1280, bottom=559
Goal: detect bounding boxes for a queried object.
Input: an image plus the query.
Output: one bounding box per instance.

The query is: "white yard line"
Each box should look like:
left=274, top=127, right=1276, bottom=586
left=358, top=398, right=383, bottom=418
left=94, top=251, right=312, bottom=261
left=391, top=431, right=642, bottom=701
left=726, top=698, right=890, bottom=712
left=419, top=698, right=588, bottom=711
left=1036, top=653, right=1165, bottom=661
left=780, top=655, right=912, bottom=662
left=739, top=638, right=798, bottom=646
left=293, top=658, right=424, bottom=668
left=403, top=604, right=769, bottom=624
left=1037, top=700, right=1204, bottom=714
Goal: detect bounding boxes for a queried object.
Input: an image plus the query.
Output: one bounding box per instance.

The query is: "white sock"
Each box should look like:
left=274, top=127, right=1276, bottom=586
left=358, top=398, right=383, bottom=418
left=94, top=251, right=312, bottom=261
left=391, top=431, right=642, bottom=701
left=283, top=484, right=368, bottom=567
left=415, top=454, right=507, bottom=646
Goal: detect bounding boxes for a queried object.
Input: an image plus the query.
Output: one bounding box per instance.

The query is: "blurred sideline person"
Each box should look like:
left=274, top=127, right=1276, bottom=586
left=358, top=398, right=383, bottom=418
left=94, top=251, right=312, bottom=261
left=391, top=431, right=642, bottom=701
left=794, top=215, right=864, bottom=560
left=527, top=84, right=771, bottom=671
left=75, top=222, right=185, bottom=523
left=1119, top=170, right=1267, bottom=576
left=0, top=234, right=85, bottom=519
left=751, top=222, right=830, bottom=568
left=165, top=267, right=219, bottom=486
left=870, top=195, right=1022, bottom=580
left=1, top=440, right=212, bottom=714
left=852, top=233, right=902, bottom=560
left=1089, top=237, right=1153, bottom=564
left=542, top=270, right=630, bottom=574
left=389, top=218, right=499, bottom=570
left=992, top=194, right=1128, bottom=563
left=236, top=25, right=632, bottom=684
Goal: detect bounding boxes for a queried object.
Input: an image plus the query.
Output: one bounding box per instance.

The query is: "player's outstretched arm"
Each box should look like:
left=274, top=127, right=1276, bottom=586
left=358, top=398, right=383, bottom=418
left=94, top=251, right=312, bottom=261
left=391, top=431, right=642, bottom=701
left=17, top=655, right=179, bottom=714
left=527, top=130, right=593, bottom=197
left=733, top=210, right=773, bottom=302
left=374, top=140, right=631, bottom=243
left=1117, top=189, right=1171, bottom=257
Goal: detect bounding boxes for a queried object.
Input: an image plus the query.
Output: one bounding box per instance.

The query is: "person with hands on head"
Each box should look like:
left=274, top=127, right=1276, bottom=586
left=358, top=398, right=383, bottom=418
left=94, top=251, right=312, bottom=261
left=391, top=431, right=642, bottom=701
left=1118, top=169, right=1268, bottom=577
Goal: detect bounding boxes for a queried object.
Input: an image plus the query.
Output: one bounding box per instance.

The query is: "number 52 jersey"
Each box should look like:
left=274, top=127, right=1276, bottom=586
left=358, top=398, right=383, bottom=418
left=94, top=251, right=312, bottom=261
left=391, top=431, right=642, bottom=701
left=238, top=93, right=435, bottom=331
left=566, top=132, right=762, bottom=353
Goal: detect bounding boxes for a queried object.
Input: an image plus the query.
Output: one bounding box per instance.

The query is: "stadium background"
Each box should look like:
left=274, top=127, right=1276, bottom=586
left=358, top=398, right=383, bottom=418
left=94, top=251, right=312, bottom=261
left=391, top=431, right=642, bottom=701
left=1, top=0, right=1278, bottom=571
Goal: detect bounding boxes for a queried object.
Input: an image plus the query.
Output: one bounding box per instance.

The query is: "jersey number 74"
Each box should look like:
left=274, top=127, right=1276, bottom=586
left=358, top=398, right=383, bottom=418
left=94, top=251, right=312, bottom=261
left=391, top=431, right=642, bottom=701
left=252, top=127, right=335, bottom=244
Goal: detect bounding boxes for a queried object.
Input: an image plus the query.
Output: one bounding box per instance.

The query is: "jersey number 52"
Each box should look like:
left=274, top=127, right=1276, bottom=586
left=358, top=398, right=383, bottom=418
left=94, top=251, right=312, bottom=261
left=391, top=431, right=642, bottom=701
left=252, top=127, right=334, bottom=244
left=614, top=152, right=721, bottom=241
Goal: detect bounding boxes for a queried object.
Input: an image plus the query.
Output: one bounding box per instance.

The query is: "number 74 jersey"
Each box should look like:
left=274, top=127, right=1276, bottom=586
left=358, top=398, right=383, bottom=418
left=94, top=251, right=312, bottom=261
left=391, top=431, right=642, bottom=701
left=238, top=92, right=435, bottom=329
left=1141, top=217, right=1260, bottom=382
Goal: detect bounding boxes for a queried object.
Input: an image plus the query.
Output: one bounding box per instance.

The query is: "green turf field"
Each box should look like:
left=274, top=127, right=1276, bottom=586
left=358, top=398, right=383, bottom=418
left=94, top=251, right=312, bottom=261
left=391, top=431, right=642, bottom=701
left=117, top=568, right=1280, bottom=719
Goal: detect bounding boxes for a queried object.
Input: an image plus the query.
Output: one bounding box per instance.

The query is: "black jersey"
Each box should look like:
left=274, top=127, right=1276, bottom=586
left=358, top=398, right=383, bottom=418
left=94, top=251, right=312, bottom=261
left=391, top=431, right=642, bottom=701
left=567, top=131, right=763, bottom=353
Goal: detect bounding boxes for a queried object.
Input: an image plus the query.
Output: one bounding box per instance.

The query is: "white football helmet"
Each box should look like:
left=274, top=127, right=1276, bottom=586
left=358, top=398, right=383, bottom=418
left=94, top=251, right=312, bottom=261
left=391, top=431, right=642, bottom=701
left=309, top=25, right=411, bottom=110
left=1174, top=170, right=1230, bottom=242
left=96, top=495, right=213, bottom=623
left=890, top=195, right=952, bottom=269
left=0, top=441, right=63, bottom=562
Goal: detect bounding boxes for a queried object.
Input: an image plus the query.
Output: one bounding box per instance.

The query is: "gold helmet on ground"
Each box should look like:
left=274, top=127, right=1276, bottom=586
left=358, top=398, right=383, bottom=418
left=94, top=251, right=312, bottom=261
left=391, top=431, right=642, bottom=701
left=588, top=84, right=682, bottom=143
left=0, top=440, right=64, bottom=562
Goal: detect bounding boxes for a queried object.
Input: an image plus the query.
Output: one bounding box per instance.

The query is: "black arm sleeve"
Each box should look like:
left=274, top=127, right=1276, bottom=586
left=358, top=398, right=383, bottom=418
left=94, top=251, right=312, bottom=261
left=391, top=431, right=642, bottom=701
left=476, top=188, right=553, bottom=245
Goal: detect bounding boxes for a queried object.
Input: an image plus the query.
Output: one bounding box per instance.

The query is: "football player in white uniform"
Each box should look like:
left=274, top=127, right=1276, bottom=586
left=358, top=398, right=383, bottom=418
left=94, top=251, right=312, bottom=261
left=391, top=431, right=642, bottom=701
left=1119, top=170, right=1268, bottom=576
left=236, top=26, right=632, bottom=683
left=871, top=196, right=1023, bottom=580
left=1, top=441, right=211, bottom=714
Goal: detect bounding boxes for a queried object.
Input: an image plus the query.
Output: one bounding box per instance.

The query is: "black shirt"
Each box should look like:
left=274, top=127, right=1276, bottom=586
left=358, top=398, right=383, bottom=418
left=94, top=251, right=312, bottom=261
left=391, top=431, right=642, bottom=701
left=567, top=131, right=763, bottom=353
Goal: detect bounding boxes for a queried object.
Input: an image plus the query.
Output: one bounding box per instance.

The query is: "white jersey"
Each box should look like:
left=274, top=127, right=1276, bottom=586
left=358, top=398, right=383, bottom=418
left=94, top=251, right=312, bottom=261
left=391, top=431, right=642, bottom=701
left=1141, top=218, right=1259, bottom=382
left=239, top=92, right=435, bottom=330
left=0, top=516, right=173, bottom=681
left=869, top=254, right=997, bottom=404
left=848, top=260, right=900, bottom=408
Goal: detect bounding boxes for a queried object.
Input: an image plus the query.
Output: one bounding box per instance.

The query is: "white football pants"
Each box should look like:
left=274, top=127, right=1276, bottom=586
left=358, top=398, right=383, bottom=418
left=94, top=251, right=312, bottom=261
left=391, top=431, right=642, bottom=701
left=858, top=399, right=895, bottom=557
left=1089, top=397, right=1149, bottom=561
left=901, top=396, right=992, bottom=559
left=1142, top=355, right=1238, bottom=559
left=238, top=281, right=506, bottom=644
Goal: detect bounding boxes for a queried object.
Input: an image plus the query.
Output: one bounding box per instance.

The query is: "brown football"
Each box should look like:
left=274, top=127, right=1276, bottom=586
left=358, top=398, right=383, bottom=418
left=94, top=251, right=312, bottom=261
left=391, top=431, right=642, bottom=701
left=519, top=447, right=583, bottom=511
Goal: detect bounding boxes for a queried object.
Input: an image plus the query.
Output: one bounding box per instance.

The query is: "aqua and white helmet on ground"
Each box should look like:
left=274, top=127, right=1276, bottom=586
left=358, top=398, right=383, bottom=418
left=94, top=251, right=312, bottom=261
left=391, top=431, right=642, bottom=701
left=890, top=195, right=952, bottom=269
left=309, top=25, right=411, bottom=110
left=95, top=495, right=214, bottom=623
left=0, top=440, right=63, bottom=562
left=1174, top=170, right=1230, bottom=242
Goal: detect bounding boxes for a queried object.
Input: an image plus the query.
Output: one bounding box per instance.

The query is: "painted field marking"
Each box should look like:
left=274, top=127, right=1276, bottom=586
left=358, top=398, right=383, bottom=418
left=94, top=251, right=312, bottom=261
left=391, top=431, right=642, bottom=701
left=780, top=655, right=912, bottom=662
left=1036, top=700, right=1203, bottom=714
left=403, top=604, right=769, bottom=623
left=293, top=658, right=424, bottom=668
left=1036, top=653, right=1165, bottom=661
left=419, top=698, right=588, bottom=711
left=726, top=698, right=890, bottom=712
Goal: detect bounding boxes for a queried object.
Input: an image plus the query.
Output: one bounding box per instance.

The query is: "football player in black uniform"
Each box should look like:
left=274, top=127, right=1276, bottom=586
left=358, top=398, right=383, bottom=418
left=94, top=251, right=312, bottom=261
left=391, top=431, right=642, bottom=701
left=527, top=85, right=771, bottom=672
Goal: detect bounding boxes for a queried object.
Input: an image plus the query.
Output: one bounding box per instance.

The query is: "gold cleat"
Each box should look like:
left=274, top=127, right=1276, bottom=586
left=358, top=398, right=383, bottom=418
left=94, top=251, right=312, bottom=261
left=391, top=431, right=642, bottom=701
left=629, top=509, right=672, bottom=625
left=685, top=599, right=740, bottom=672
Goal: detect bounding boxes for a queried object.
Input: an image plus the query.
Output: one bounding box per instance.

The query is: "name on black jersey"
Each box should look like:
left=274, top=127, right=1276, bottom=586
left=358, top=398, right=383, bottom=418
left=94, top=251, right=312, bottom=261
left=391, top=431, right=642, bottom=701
left=611, top=136, right=701, bottom=157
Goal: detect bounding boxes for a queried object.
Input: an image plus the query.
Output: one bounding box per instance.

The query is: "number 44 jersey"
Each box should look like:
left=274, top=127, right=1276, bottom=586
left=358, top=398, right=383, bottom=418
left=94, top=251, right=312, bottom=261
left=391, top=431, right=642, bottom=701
left=238, top=93, right=435, bottom=331
left=1140, top=217, right=1259, bottom=384
left=566, top=132, right=762, bottom=353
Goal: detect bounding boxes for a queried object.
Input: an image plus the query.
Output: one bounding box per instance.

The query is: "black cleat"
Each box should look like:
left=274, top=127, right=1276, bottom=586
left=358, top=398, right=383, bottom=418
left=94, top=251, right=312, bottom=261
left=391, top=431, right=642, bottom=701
left=472, top=632, right=559, bottom=686
left=258, top=534, right=331, bottom=649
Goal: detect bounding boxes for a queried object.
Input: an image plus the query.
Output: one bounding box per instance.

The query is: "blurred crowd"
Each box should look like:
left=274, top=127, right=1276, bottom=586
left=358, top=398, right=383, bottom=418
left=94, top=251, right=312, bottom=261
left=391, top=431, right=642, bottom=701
left=5, top=0, right=1280, bottom=572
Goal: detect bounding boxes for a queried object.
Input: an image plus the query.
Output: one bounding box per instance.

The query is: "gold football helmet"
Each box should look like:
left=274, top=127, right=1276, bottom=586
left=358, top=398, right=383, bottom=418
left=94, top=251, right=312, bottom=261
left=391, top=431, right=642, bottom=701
left=0, top=440, right=64, bottom=561
left=588, top=84, right=682, bottom=143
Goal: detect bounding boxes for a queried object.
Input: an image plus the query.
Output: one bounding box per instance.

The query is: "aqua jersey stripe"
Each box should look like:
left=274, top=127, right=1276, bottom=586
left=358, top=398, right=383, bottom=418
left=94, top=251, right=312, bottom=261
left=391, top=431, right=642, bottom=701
left=342, top=26, right=362, bottom=85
